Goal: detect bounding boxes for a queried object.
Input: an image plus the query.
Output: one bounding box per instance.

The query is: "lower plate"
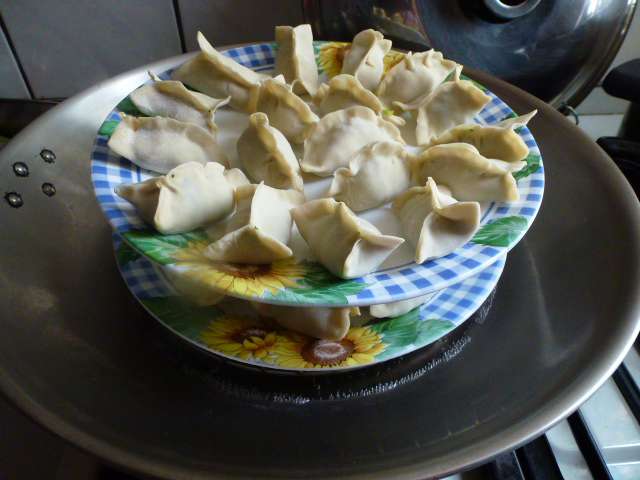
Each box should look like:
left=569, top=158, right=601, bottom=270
left=114, top=235, right=505, bottom=372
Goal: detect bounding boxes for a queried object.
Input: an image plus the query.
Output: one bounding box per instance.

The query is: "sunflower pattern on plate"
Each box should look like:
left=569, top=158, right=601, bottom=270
left=121, top=228, right=370, bottom=304
left=272, top=327, right=386, bottom=368
left=174, top=243, right=307, bottom=298
left=317, top=42, right=406, bottom=79
left=198, top=315, right=387, bottom=368
left=200, top=315, right=281, bottom=361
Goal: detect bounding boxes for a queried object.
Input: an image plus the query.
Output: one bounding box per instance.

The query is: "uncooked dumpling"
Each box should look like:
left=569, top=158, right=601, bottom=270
left=129, top=73, right=230, bottom=135
left=252, top=303, right=359, bottom=340
left=292, top=198, right=404, bottom=279
left=301, top=106, right=404, bottom=177
left=237, top=112, right=303, bottom=191
left=376, top=50, right=458, bottom=107
left=411, top=143, right=521, bottom=202
left=313, top=74, right=383, bottom=116
left=341, top=29, right=391, bottom=91
left=172, top=32, right=266, bottom=112
left=255, top=77, right=319, bottom=144
left=369, top=293, right=433, bottom=318
left=275, top=24, right=319, bottom=96
left=397, top=67, right=491, bottom=145
left=205, top=183, right=305, bottom=264
left=328, top=141, right=411, bottom=211
left=393, top=178, right=481, bottom=263
left=108, top=115, right=229, bottom=173
left=115, top=162, right=248, bottom=234
left=314, top=75, right=404, bottom=125
left=427, top=110, right=537, bottom=162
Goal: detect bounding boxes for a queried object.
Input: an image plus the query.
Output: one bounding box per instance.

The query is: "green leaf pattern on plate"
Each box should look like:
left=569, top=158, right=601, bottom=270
left=370, top=307, right=455, bottom=359
left=116, top=96, right=144, bottom=116
left=513, top=153, right=541, bottom=181
left=98, top=120, right=119, bottom=137
left=472, top=216, right=528, bottom=247
left=265, top=262, right=368, bottom=304
left=115, top=241, right=140, bottom=267
left=123, top=229, right=208, bottom=264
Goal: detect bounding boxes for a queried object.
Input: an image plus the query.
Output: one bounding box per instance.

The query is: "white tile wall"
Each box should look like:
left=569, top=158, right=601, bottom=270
left=1, top=0, right=183, bottom=99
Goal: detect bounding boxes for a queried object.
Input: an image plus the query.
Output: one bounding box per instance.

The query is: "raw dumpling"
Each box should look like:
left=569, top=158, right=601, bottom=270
left=411, top=143, right=521, bottom=202
left=427, top=110, right=537, bottom=162
left=256, top=77, right=319, bottom=143
left=237, top=112, right=303, bottom=191
left=398, top=67, right=491, bottom=145
left=108, top=115, right=229, bottom=173
left=393, top=178, right=481, bottom=263
left=154, top=264, right=225, bottom=306
left=313, top=74, right=383, bottom=116
left=369, top=293, right=433, bottom=318
left=205, top=183, right=305, bottom=264
left=172, top=32, right=265, bottom=112
left=275, top=24, right=319, bottom=96
left=115, top=162, right=248, bottom=234
left=129, top=73, right=230, bottom=135
left=328, top=141, right=411, bottom=211
left=313, top=75, right=405, bottom=125
left=292, top=198, right=404, bottom=279
left=252, top=303, right=359, bottom=340
left=341, top=29, right=391, bottom=91
left=301, top=106, right=404, bottom=177
left=376, top=50, right=458, bottom=107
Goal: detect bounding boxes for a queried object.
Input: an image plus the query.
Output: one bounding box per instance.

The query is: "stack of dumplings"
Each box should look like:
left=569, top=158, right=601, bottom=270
left=109, top=25, right=536, bottom=343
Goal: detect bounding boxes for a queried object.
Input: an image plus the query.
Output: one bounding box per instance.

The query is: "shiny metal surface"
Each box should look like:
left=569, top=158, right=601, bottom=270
left=304, top=0, right=637, bottom=107
left=1, top=52, right=640, bottom=479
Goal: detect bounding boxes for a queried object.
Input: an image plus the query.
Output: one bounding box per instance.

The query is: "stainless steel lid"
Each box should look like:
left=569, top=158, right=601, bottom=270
left=304, top=0, right=637, bottom=107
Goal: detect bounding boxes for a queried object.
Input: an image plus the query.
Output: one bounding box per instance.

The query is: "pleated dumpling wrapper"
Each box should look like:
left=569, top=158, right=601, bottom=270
left=205, top=183, right=305, bottom=264
left=427, top=110, right=537, bottom=163
left=274, top=24, right=319, bottom=96
left=369, top=293, right=433, bottom=319
left=292, top=198, right=404, bottom=279
left=393, top=178, right=480, bottom=264
left=412, top=143, right=522, bottom=202
left=252, top=303, right=360, bottom=341
left=397, top=66, right=491, bottom=146
left=255, top=77, right=319, bottom=144
left=115, top=162, right=249, bottom=235
left=313, top=74, right=405, bottom=126
left=129, top=72, right=230, bottom=136
left=301, top=106, right=404, bottom=177
left=237, top=112, right=303, bottom=191
left=108, top=115, right=229, bottom=174
left=376, top=50, right=458, bottom=107
left=340, top=29, right=391, bottom=91
left=172, top=32, right=266, bottom=112
left=328, top=141, right=411, bottom=211
left=313, top=74, right=383, bottom=116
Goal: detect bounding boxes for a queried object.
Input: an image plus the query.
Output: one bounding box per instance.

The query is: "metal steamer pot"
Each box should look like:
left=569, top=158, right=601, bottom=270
left=1, top=43, right=640, bottom=479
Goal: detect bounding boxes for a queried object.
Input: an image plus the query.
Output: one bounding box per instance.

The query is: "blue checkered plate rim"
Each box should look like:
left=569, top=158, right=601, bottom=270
left=91, top=41, right=543, bottom=308
left=113, top=233, right=505, bottom=372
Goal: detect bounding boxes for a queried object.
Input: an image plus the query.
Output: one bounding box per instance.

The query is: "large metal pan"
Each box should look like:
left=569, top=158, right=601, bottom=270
left=1, top=51, right=640, bottom=479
